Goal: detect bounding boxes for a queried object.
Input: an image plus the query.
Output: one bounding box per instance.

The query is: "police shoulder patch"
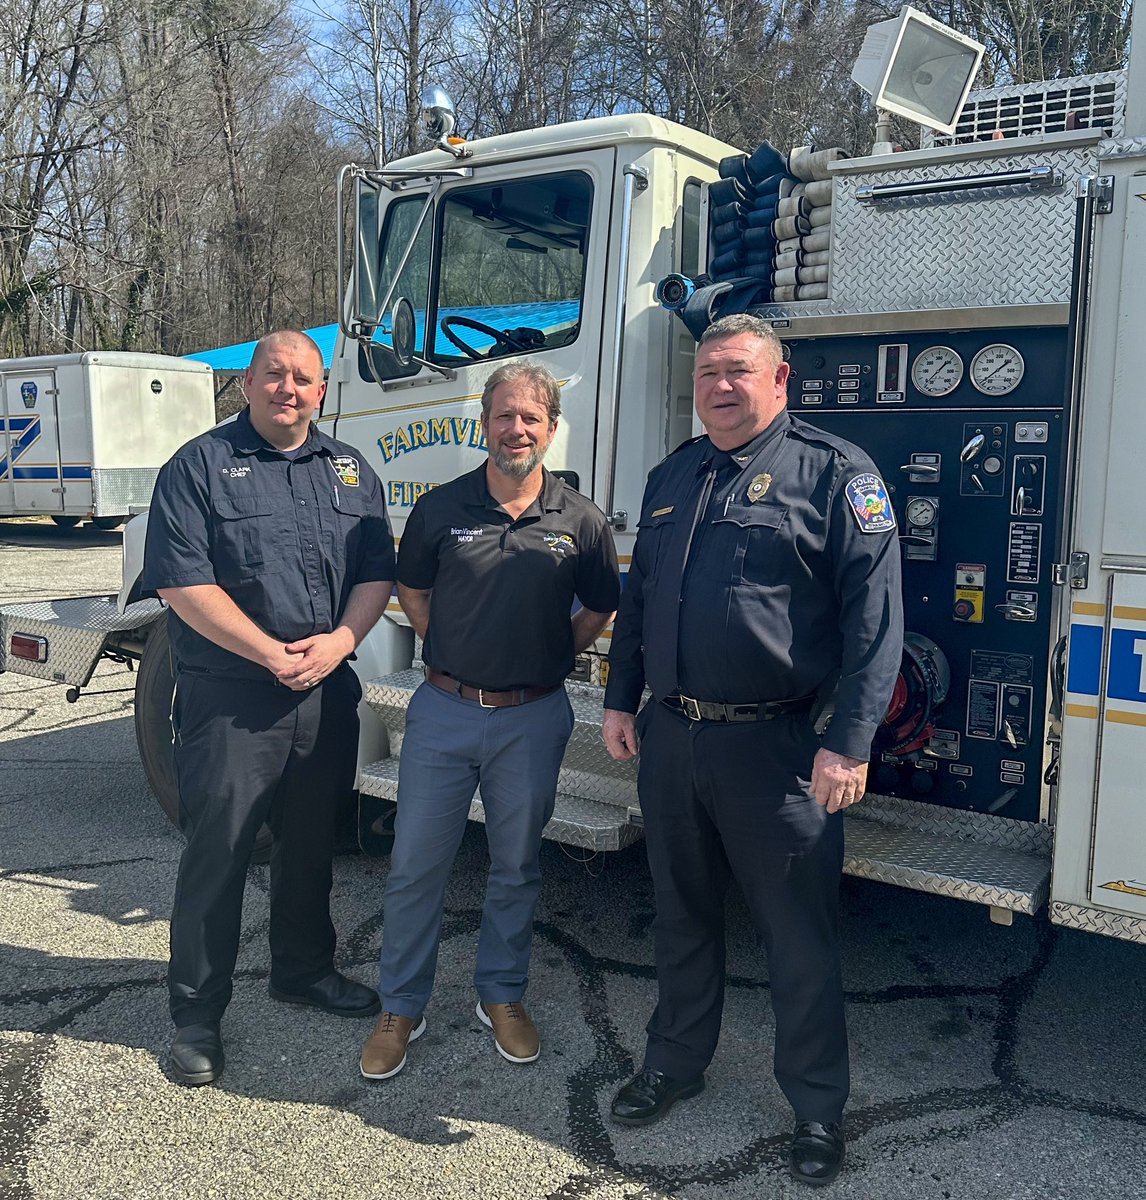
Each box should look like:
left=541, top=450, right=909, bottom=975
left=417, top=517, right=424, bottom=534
left=844, top=472, right=896, bottom=533
left=331, top=455, right=360, bottom=486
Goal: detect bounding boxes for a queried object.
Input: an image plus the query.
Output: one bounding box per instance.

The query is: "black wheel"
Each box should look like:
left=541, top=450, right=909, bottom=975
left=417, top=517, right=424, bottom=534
left=439, top=314, right=533, bottom=359
left=91, top=515, right=125, bottom=531
left=51, top=515, right=81, bottom=529
left=135, top=614, right=272, bottom=862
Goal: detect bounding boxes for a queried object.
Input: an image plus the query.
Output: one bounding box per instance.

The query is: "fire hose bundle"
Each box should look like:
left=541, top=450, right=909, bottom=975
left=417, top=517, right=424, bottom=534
left=705, top=141, right=846, bottom=302
left=658, top=139, right=847, bottom=337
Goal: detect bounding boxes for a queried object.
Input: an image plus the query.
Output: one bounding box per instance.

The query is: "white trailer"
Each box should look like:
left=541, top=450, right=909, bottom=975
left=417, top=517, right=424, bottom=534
left=0, top=352, right=215, bottom=529
left=3, top=10, right=1146, bottom=946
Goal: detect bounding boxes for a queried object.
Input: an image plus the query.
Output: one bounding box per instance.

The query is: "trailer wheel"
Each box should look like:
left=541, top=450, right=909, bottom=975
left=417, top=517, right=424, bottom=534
left=135, top=613, right=272, bottom=862
left=91, top=515, right=125, bottom=531
left=51, top=515, right=81, bottom=529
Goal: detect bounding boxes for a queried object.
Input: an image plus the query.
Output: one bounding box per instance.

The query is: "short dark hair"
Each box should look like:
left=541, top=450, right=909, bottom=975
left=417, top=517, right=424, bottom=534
left=699, top=314, right=782, bottom=360
left=480, top=362, right=562, bottom=423
left=249, top=330, right=325, bottom=374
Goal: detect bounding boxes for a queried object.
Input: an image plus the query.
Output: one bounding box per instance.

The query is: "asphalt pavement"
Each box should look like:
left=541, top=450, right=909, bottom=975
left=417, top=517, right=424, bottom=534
left=1, top=517, right=1145, bottom=1200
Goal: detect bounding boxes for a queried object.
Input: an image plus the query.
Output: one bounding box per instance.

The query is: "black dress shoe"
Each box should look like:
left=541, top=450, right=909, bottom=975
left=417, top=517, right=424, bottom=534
left=169, top=1022, right=224, bottom=1087
left=610, top=1068, right=705, bottom=1126
left=789, top=1120, right=845, bottom=1186
left=267, top=971, right=381, bottom=1017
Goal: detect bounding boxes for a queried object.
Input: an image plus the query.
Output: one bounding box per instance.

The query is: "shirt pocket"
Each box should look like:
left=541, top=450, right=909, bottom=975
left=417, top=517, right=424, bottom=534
left=636, top=507, right=680, bottom=586
left=323, top=484, right=368, bottom=570
left=719, top=502, right=788, bottom=585
left=210, top=493, right=289, bottom=582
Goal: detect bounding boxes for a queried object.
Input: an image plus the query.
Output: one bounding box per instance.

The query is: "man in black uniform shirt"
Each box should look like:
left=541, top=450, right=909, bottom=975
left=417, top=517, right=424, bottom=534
left=360, top=362, right=619, bottom=1080
left=602, top=314, right=903, bottom=1185
left=143, top=330, right=396, bottom=1087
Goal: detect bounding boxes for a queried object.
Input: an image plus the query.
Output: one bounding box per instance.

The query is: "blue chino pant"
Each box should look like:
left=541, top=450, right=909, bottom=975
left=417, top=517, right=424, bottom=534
left=378, top=681, right=574, bottom=1016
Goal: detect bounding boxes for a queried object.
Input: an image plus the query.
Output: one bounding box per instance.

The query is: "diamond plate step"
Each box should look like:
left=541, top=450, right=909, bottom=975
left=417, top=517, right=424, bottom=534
left=364, top=670, right=636, bottom=805
left=359, top=756, right=642, bottom=852
left=842, top=807, right=1050, bottom=915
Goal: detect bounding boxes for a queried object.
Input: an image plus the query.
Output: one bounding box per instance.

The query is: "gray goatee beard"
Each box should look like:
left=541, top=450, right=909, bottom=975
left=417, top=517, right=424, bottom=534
left=493, top=443, right=547, bottom=478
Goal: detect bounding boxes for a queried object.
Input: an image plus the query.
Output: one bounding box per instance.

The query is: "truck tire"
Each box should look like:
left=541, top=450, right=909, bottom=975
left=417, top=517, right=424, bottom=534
left=135, top=613, right=272, bottom=862
left=51, top=515, right=81, bottom=529
left=91, top=515, right=125, bottom=531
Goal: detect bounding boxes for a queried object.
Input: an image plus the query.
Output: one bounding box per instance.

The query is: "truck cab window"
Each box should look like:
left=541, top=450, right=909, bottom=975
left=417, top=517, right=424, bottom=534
left=432, top=172, right=591, bottom=363
left=359, top=195, right=433, bottom=380
left=681, top=180, right=702, bottom=278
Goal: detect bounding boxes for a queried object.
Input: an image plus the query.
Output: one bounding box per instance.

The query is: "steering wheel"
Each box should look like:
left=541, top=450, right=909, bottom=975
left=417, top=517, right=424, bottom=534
left=440, top=314, right=534, bottom=359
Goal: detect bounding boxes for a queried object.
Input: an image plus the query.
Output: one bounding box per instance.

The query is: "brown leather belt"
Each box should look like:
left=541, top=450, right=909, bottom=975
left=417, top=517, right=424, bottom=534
left=425, top=668, right=558, bottom=708
left=662, top=693, right=816, bottom=723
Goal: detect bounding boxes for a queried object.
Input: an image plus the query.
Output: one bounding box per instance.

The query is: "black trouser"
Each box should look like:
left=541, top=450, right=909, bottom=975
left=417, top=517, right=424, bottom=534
left=637, top=700, right=848, bottom=1124
left=168, top=664, right=361, bottom=1027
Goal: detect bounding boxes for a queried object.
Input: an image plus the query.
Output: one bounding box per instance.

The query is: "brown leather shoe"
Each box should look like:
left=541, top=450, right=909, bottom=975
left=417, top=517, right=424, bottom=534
left=359, top=1011, right=426, bottom=1079
left=476, top=1000, right=540, bottom=1063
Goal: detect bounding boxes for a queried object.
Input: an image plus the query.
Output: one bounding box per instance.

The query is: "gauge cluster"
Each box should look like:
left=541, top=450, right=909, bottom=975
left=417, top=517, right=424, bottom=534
left=784, top=330, right=1051, bottom=410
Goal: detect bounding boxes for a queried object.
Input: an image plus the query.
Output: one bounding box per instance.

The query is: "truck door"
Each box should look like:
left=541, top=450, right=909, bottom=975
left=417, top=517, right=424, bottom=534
left=1, top=369, right=64, bottom=515
left=334, top=151, right=613, bottom=524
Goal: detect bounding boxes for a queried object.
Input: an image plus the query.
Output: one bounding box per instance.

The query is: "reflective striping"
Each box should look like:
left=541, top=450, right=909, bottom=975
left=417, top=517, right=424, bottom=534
left=1105, top=709, right=1146, bottom=727
left=0, top=416, right=41, bottom=478
left=1071, top=601, right=1106, bottom=616
left=1066, top=623, right=1103, bottom=696
left=1113, top=605, right=1146, bottom=621
left=12, top=466, right=92, bottom=480
left=1065, top=703, right=1099, bottom=719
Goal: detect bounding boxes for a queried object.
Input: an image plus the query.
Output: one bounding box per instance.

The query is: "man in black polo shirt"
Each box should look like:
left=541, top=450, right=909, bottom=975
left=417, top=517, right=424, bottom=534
left=360, top=361, right=619, bottom=1079
left=143, top=330, right=395, bottom=1087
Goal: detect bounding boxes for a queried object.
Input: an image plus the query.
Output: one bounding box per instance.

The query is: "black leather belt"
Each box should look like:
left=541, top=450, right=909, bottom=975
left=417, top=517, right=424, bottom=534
left=661, top=693, right=816, bottom=723
left=426, top=668, right=558, bottom=708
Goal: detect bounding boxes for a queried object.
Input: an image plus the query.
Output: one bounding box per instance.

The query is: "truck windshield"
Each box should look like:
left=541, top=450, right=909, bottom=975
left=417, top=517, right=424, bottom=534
left=367, top=171, right=591, bottom=373
left=431, top=171, right=591, bottom=364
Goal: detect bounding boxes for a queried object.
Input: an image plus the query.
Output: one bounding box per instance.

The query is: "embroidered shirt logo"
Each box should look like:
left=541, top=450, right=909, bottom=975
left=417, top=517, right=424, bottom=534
left=222, top=466, right=251, bottom=478
left=331, top=455, right=360, bottom=486
left=845, top=473, right=896, bottom=533
left=544, top=532, right=576, bottom=557
left=452, top=526, right=484, bottom=543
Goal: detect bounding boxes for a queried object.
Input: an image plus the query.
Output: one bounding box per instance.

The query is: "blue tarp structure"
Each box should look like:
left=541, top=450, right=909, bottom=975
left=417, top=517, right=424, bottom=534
left=183, top=302, right=581, bottom=373
left=185, top=324, right=339, bottom=373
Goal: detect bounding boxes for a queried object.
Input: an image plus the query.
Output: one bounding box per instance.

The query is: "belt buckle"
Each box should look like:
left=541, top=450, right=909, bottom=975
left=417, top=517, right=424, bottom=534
left=477, top=688, right=498, bottom=709
left=680, top=695, right=703, bottom=722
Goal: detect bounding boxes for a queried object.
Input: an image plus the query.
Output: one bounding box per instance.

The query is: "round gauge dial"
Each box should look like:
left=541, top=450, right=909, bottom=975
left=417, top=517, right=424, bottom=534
left=905, top=497, right=938, bottom=528
left=970, top=343, right=1025, bottom=395
left=911, top=346, right=963, bottom=397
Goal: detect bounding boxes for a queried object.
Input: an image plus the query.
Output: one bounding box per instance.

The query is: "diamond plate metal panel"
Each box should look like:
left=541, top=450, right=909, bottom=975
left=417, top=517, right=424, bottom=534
left=358, top=756, right=641, bottom=851
left=0, top=596, right=164, bottom=684
left=829, top=145, right=1094, bottom=312
left=851, top=793, right=1052, bottom=854
left=843, top=816, right=1049, bottom=913
left=1098, top=136, right=1146, bottom=161
left=91, top=467, right=160, bottom=514
left=745, top=142, right=1099, bottom=324
left=1049, top=901, right=1146, bottom=945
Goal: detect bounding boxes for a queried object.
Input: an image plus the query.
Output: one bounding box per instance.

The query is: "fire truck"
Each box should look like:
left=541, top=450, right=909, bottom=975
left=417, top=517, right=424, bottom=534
left=2, top=8, right=1144, bottom=945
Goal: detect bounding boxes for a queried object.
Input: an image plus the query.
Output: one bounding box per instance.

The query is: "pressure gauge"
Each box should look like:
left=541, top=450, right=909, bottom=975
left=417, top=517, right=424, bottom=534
left=911, top=346, right=963, bottom=397
left=970, top=343, right=1025, bottom=395
left=904, top=496, right=938, bottom=528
